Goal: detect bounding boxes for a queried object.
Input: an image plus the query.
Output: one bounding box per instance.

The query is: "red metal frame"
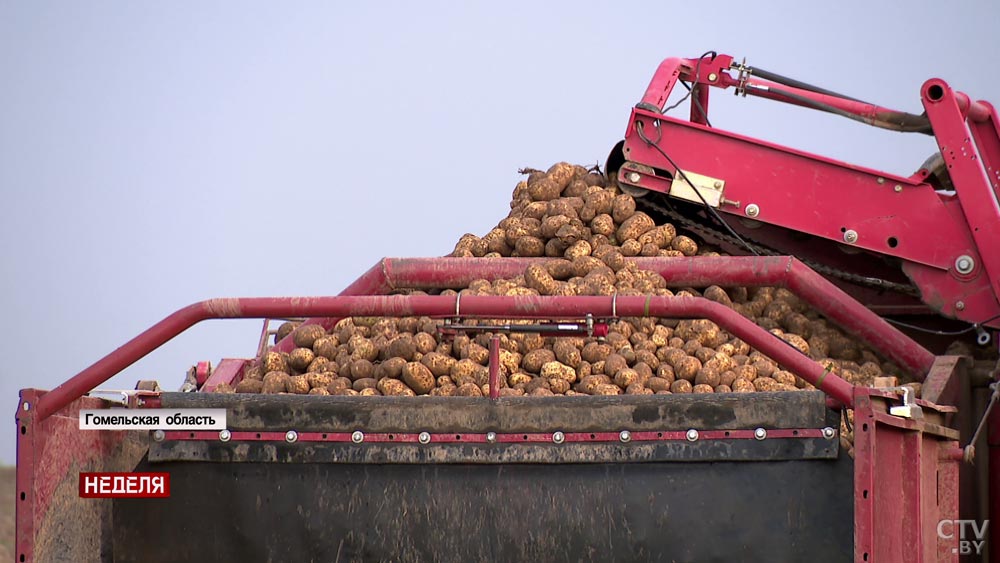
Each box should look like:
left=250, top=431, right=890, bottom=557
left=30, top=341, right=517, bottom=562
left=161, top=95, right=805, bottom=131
left=852, top=386, right=962, bottom=562
left=33, top=290, right=859, bottom=419
left=620, top=54, right=1000, bottom=327
left=15, top=390, right=139, bottom=563
left=269, top=256, right=936, bottom=379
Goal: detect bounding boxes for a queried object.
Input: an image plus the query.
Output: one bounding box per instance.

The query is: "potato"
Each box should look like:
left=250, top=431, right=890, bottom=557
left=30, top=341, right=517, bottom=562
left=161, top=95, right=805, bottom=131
left=293, top=324, right=327, bottom=348
left=553, top=340, right=582, bottom=368
left=594, top=383, right=622, bottom=395
left=308, top=387, right=331, bottom=396
left=261, top=351, right=288, bottom=374
left=692, top=384, right=715, bottom=394
left=525, top=264, right=558, bottom=295
left=274, top=321, right=299, bottom=344
left=617, top=212, right=655, bottom=241
left=753, top=377, right=781, bottom=392
left=549, top=378, right=571, bottom=394
left=353, top=377, right=378, bottom=391
left=541, top=361, right=577, bottom=383
left=590, top=214, right=616, bottom=237
left=401, top=362, right=435, bottom=395
left=376, top=356, right=407, bottom=380
left=670, top=235, right=698, bottom=256
left=306, top=372, right=334, bottom=390
left=614, top=368, right=640, bottom=388
left=522, top=349, right=556, bottom=373
left=421, top=352, right=455, bottom=377
left=620, top=239, right=642, bottom=257
left=350, top=359, right=374, bottom=381
left=694, top=367, right=721, bottom=388
left=674, top=356, right=702, bottom=382
left=235, top=379, right=263, bottom=393
left=564, top=240, right=592, bottom=260
left=377, top=378, right=416, bottom=396
left=646, top=377, right=672, bottom=392
left=581, top=342, right=612, bottom=363
left=465, top=342, right=490, bottom=365
left=670, top=379, right=693, bottom=394
left=503, top=373, right=529, bottom=389
left=286, top=375, right=310, bottom=394
left=514, top=236, right=546, bottom=257
left=288, top=347, right=315, bottom=372
left=732, top=378, right=755, bottom=393
left=612, top=194, right=636, bottom=223
left=262, top=371, right=290, bottom=394
left=430, top=384, right=457, bottom=396
left=451, top=359, right=484, bottom=385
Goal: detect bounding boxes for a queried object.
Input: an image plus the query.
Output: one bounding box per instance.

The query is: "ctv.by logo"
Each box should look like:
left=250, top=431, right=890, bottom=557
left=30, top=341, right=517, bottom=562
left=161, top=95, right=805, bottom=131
left=938, top=519, right=988, bottom=555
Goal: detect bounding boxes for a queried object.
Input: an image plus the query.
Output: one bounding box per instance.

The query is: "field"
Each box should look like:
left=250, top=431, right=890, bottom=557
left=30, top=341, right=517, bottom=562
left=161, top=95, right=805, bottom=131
left=0, top=466, right=13, bottom=560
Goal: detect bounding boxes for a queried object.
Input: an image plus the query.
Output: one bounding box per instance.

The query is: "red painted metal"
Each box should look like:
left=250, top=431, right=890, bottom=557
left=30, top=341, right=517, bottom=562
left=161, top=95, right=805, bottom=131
left=623, top=54, right=1000, bottom=327
left=194, top=361, right=211, bottom=385
left=280, top=257, right=933, bottom=378
left=162, top=428, right=827, bottom=444
left=15, top=390, right=138, bottom=563
left=853, top=387, right=962, bottom=562
left=201, top=358, right=247, bottom=391
left=33, top=293, right=859, bottom=420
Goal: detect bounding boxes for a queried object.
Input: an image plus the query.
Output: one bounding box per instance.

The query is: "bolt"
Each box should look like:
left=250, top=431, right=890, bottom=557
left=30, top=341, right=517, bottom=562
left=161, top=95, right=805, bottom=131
left=894, top=185, right=902, bottom=192
left=219, top=429, right=232, bottom=442
left=686, top=429, right=699, bottom=442
left=713, top=180, right=722, bottom=189
left=754, top=427, right=767, bottom=441
left=956, top=301, right=966, bottom=311
left=843, top=230, right=858, bottom=244
left=285, top=430, right=298, bottom=443
left=486, top=431, right=497, bottom=444
left=152, top=429, right=165, bottom=442
left=955, top=255, right=975, bottom=274
left=745, top=203, right=760, bottom=217
left=627, top=171, right=641, bottom=183
left=351, top=431, right=364, bottom=444
left=877, top=177, right=886, bottom=185
left=619, top=430, right=631, bottom=443
left=822, top=427, right=836, bottom=439
left=418, top=431, right=431, bottom=444
left=707, top=72, right=718, bottom=81
left=552, top=431, right=565, bottom=444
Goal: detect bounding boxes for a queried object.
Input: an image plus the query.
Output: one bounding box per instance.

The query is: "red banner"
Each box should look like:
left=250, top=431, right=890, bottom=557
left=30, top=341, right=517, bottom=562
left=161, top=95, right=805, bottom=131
left=79, top=472, right=170, bottom=498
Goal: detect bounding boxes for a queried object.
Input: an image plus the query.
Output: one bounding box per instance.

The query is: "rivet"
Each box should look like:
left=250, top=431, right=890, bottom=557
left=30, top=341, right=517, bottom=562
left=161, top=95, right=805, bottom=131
left=619, top=430, right=631, bottom=443
left=754, top=427, right=767, bottom=440
left=152, top=429, right=165, bottom=442
left=956, top=301, right=966, bottom=311
left=893, top=185, right=902, bottom=192
left=843, top=230, right=858, bottom=244
left=877, top=177, right=886, bottom=184
left=707, top=72, right=718, bottom=81
left=552, top=431, right=565, bottom=444
left=285, top=430, right=298, bottom=443
left=713, top=180, right=722, bottom=189
left=745, top=203, right=760, bottom=217
left=351, top=431, right=364, bottom=444
left=822, top=427, right=836, bottom=439
left=418, top=431, right=431, bottom=444
left=686, top=429, right=699, bottom=442
left=219, top=429, right=232, bottom=442
left=486, top=431, right=497, bottom=444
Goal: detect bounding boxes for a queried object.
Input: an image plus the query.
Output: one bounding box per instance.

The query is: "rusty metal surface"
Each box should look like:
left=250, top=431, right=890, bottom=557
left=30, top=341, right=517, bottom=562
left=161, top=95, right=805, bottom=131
left=158, top=391, right=835, bottom=433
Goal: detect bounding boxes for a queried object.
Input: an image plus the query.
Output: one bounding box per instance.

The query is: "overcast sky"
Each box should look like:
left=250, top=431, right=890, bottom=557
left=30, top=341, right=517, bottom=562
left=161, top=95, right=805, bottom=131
left=1, top=1, right=997, bottom=464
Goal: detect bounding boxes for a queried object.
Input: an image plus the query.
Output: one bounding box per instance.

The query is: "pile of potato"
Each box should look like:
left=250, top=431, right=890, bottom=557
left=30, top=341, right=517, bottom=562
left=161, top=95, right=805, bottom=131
left=216, top=162, right=908, bottom=399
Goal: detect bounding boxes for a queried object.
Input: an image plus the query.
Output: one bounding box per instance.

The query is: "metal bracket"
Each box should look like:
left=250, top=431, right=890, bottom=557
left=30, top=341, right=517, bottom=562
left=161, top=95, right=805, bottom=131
left=886, top=386, right=924, bottom=420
